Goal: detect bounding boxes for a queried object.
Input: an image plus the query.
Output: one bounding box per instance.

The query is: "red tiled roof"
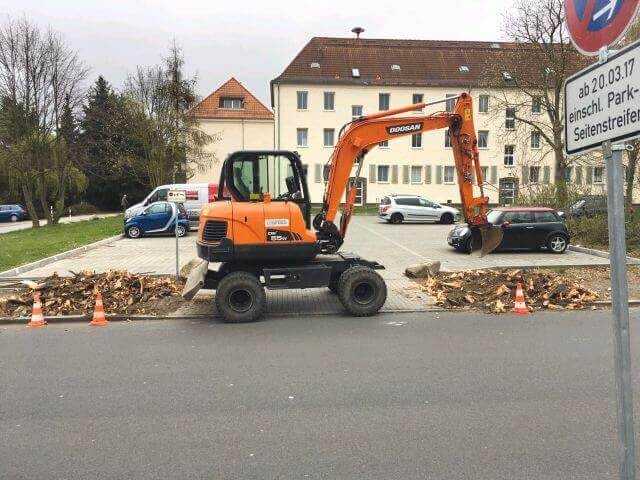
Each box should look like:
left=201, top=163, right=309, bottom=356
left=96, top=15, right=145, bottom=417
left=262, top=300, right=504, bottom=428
left=271, top=37, right=589, bottom=92
left=191, top=77, right=273, bottom=120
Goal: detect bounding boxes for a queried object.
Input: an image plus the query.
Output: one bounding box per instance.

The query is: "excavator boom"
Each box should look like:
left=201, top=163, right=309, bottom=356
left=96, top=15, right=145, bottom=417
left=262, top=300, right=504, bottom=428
left=315, top=93, right=502, bottom=256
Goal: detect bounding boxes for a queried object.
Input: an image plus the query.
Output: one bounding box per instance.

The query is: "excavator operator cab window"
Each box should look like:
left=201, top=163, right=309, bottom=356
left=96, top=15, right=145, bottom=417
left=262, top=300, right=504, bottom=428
left=227, top=152, right=305, bottom=203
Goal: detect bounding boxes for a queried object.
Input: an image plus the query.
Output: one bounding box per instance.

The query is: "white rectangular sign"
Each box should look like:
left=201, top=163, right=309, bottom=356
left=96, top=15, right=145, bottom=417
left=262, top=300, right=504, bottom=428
left=565, top=40, right=640, bottom=155
left=167, top=190, right=186, bottom=203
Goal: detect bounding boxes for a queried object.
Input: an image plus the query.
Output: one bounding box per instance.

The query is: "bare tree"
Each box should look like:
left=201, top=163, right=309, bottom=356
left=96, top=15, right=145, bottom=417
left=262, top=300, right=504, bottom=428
left=0, top=16, right=88, bottom=225
left=486, top=0, right=588, bottom=205
left=122, top=41, right=214, bottom=188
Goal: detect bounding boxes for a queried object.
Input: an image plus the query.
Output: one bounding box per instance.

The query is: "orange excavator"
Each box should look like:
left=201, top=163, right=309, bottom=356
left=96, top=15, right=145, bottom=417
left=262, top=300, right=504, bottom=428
left=184, top=93, right=502, bottom=322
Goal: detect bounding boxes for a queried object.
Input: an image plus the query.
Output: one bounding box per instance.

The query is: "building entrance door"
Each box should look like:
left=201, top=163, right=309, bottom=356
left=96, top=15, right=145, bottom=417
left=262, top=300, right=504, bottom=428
left=347, top=177, right=367, bottom=206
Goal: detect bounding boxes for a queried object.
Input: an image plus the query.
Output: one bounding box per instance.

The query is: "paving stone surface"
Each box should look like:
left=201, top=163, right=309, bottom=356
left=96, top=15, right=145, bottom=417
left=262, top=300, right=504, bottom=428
left=16, top=215, right=618, bottom=316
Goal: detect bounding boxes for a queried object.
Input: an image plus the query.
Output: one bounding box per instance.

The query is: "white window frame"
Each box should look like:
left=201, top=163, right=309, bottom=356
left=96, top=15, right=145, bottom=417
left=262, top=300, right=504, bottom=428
left=379, top=93, right=390, bottom=111
left=296, top=128, right=308, bottom=148
left=531, top=96, right=542, bottom=114
left=412, top=93, right=424, bottom=111
left=411, top=133, right=422, bottom=149
left=594, top=166, right=604, bottom=183
left=480, top=166, right=489, bottom=183
left=351, top=105, right=363, bottom=120
left=410, top=165, right=422, bottom=184
left=529, top=166, right=541, bottom=184
left=531, top=131, right=541, bottom=149
left=323, top=128, right=335, bottom=147
left=505, top=107, right=516, bottom=130
left=377, top=165, right=390, bottom=183
left=296, top=91, right=308, bottom=110
left=221, top=97, right=243, bottom=109
left=478, top=95, right=489, bottom=114
left=443, top=166, right=455, bottom=184
left=444, top=129, right=451, bottom=148
left=504, top=145, right=515, bottom=166
left=445, top=94, right=457, bottom=112
left=478, top=130, right=489, bottom=149
left=323, top=91, right=335, bottom=111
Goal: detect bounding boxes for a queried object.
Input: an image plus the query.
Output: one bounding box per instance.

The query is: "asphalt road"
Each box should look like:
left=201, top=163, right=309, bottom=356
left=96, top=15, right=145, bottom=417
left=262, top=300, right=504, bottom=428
left=1, top=309, right=639, bottom=479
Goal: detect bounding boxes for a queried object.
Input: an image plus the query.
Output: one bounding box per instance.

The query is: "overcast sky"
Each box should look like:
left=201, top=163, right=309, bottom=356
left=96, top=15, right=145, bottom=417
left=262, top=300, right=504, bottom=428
left=1, top=0, right=512, bottom=105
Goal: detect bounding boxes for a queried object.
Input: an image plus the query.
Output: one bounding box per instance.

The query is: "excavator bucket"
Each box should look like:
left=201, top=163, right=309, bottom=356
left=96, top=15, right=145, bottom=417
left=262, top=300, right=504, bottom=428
left=470, top=225, right=503, bottom=257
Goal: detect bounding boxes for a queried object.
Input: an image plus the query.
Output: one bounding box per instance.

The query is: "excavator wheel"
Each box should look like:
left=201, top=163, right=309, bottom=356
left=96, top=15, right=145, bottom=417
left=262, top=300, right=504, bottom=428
left=215, top=271, right=266, bottom=323
left=337, top=266, right=387, bottom=317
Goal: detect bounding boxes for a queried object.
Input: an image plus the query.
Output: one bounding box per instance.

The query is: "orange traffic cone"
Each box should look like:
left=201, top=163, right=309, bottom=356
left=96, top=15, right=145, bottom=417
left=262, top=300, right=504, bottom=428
left=512, top=282, right=529, bottom=315
left=27, top=291, right=47, bottom=328
left=90, top=290, right=108, bottom=326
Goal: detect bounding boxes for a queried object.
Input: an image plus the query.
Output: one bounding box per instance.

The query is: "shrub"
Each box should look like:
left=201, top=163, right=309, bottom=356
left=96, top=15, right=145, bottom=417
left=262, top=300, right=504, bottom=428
left=567, top=213, right=640, bottom=251
left=67, top=202, right=98, bottom=215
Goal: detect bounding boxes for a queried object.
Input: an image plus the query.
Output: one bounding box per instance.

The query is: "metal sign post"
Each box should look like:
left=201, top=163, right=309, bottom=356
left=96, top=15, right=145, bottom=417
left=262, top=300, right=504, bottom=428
left=168, top=190, right=187, bottom=280
left=604, top=138, right=636, bottom=480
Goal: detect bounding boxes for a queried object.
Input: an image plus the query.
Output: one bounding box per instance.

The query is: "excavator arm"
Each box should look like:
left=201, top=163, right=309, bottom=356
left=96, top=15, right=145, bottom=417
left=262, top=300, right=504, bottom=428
left=314, top=93, right=502, bottom=256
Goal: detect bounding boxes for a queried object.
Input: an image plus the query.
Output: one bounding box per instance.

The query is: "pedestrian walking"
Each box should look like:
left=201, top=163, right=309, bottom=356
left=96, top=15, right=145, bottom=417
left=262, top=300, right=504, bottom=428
left=121, top=194, right=128, bottom=211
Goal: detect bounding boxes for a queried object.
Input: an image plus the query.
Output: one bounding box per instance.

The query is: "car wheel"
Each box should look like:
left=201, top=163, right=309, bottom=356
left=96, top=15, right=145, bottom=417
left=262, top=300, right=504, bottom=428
left=176, top=225, right=187, bottom=237
left=10, top=214, right=18, bottom=222
left=126, top=225, right=142, bottom=238
left=215, top=271, right=266, bottom=323
left=440, top=212, right=454, bottom=224
left=547, top=234, right=568, bottom=254
left=390, top=213, right=404, bottom=224
left=337, top=266, right=387, bottom=317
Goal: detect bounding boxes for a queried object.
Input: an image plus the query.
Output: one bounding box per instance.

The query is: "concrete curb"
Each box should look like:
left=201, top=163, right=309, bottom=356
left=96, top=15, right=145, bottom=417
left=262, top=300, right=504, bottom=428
left=568, top=245, right=640, bottom=264
left=0, top=234, right=123, bottom=278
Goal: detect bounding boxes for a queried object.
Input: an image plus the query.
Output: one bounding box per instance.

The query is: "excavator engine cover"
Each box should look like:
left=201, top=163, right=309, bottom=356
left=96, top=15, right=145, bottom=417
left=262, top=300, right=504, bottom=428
left=470, top=225, right=504, bottom=257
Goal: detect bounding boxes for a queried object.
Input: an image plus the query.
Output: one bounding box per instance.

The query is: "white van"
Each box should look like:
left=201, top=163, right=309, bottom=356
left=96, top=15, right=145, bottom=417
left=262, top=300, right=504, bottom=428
left=125, top=183, right=218, bottom=229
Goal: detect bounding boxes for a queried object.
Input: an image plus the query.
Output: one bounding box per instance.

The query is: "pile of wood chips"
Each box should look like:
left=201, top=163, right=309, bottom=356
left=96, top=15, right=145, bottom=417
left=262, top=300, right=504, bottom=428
left=0, top=271, right=183, bottom=317
left=420, top=269, right=599, bottom=314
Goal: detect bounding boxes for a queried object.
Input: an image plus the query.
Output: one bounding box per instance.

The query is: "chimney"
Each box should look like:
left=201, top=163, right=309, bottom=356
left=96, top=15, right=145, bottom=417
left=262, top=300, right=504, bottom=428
left=351, top=27, right=364, bottom=39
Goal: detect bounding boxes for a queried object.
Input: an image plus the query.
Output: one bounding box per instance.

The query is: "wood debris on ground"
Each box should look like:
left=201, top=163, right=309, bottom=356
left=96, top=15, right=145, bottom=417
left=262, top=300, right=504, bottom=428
left=0, top=271, right=183, bottom=317
left=419, top=269, right=599, bottom=314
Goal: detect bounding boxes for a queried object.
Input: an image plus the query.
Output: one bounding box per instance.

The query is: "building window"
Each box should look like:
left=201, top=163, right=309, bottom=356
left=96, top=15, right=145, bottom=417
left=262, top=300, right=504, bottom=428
left=220, top=97, right=243, bottom=109
left=379, top=140, right=389, bottom=148
left=296, top=91, right=308, bottom=110
left=505, top=107, right=516, bottom=129
left=504, top=145, right=515, bottom=166
left=480, top=166, right=489, bottom=182
left=412, top=93, right=423, bottom=110
left=323, top=128, right=335, bottom=147
left=444, top=129, right=452, bottom=148
left=296, top=128, right=308, bottom=147
left=377, top=165, right=390, bottom=182
left=411, top=166, right=422, bottom=184
left=444, top=166, right=455, bottom=184
left=529, top=166, right=540, bottom=183
left=352, top=105, right=363, bottom=119
left=379, top=93, right=390, bottom=111
left=446, top=94, right=457, bottom=112
left=323, top=91, right=335, bottom=111
left=564, top=167, right=572, bottom=183
left=478, top=130, right=489, bottom=148
left=594, top=166, right=604, bottom=183
left=531, top=131, right=541, bottom=149
left=411, top=133, right=422, bottom=148
left=532, top=96, right=542, bottom=114
left=478, top=95, right=489, bottom=113
left=323, top=164, right=331, bottom=182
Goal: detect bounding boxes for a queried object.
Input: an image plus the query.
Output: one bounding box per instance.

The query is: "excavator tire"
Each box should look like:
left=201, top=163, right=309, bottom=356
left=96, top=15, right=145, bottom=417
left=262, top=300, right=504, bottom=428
left=328, top=280, right=339, bottom=294
left=215, top=271, right=266, bottom=323
left=337, top=266, right=387, bottom=317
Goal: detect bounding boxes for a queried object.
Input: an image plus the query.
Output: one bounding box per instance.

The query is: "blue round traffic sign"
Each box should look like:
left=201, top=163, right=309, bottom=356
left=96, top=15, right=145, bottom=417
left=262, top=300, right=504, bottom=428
left=565, top=0, right=640, bottom=55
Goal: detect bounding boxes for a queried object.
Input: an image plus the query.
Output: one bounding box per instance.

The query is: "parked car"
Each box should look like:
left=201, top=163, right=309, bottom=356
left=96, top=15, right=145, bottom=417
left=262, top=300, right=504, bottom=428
left=0, top=204, right=26, bottom=222
left=124, top=182, right=218, bottom=230
left=124, top=201, right=189, bottom=239
left=379, top=195, right=460, bottom=224
left=447, top=207, right=569, bottom=254
left=567, top=195, right=607, bottom=218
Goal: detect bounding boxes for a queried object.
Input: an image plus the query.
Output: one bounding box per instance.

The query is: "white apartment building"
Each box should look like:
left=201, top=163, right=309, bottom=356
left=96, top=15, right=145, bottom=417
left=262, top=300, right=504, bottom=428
left=270, top=37, right=610, bottom=206
left=190, top=77, right=274, bottom=184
